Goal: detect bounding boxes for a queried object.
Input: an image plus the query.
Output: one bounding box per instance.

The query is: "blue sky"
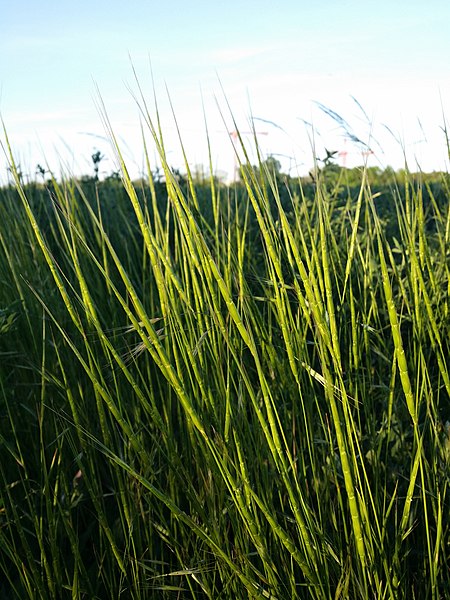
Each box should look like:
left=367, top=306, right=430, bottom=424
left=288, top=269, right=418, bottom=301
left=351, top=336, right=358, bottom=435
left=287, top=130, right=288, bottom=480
left=1, top=0, right=449, bottom=182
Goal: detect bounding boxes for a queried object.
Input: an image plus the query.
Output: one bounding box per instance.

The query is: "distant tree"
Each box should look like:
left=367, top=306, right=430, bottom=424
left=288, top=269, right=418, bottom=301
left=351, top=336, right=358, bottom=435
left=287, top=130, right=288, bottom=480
left=318, top=148, right=338, bottom=168
left=91, top=149, right=105, bottom=181
left=7, top=163, right=23, bottom=185
left=263, top=155, right=282, bottom=176
left=104, top=170, right=121, bottom=182
left=242, top=156, right=283, bottom=182
left=36, top=164, right=47, bottom=182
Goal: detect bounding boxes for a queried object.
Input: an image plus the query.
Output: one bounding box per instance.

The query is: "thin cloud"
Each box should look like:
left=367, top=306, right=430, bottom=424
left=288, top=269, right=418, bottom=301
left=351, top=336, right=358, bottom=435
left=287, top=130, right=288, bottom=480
left=211, top=46, right=271, bottom=64
left=7, top=108, right=92, bottom=127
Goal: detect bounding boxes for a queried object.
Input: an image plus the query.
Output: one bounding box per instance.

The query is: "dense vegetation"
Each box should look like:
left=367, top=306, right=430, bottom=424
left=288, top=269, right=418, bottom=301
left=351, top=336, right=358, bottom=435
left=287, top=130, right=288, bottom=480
left=0, top=117, right=449, bottom=599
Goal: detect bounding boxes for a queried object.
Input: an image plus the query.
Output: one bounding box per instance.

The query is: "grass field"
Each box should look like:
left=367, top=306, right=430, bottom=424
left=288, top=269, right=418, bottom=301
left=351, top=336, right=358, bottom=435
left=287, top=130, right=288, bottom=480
left=1, top=103, right=449, bottom=599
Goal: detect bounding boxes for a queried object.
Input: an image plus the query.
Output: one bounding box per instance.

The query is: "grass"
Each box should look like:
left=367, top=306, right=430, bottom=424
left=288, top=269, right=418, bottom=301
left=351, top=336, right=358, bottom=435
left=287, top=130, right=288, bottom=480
left=0, top=94, right=449, bottom=599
